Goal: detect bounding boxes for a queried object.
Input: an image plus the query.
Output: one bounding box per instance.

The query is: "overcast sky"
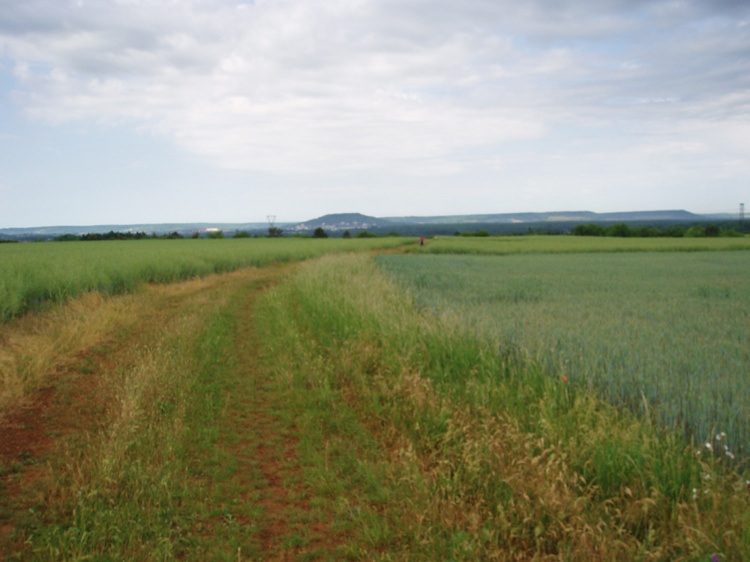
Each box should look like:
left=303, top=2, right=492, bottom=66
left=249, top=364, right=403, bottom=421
left=1, top=0, right=748, bottom=227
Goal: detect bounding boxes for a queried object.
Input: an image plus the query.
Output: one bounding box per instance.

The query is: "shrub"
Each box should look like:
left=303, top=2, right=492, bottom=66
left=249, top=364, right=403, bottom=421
left=704, top=224, right=720, bottom=237
left=606, top=223, right=631, bottom=237
left=572, top=223, right=606, bottom=236
left=664, top=226, right=685, bottom=237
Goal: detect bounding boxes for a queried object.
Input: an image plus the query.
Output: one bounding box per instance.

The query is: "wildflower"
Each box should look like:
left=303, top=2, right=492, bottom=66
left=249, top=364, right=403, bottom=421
left=562, top=374, right=568, bottom=383
left=725, top=451, right=735, bottom=460
left=705, top=442, right=713, bottom=452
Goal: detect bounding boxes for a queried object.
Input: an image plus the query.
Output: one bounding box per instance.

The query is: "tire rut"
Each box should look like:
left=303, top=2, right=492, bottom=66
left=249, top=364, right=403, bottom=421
left=225, top=274, right=344, bottom=560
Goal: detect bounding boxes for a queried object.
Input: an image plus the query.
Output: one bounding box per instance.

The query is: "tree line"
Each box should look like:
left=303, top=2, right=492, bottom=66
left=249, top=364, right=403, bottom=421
left=572, top=223, right=744, bottom=238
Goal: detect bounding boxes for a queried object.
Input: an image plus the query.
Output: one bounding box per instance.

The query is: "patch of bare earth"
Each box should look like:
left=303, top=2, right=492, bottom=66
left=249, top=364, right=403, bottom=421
left=226, top=277, right=346, bottom=560
left=0, top=336, right=119, bottom=553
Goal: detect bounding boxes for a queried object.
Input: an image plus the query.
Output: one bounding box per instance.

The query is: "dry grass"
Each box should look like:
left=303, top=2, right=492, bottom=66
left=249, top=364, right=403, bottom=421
left=0, top=291, right=139, bottom=415
left=0, top=271, right=260, bottom=417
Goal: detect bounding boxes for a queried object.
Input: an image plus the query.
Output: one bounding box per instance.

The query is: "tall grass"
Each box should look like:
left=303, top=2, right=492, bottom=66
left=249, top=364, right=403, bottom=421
left=0, top=291, right=142, bottom=413
left=0, top=237, right=411, bottom=321
left=413, top=234, right=750, bottom=255
left=255, top=254, right=750, bottom=560
left=378, top=252, right=750, bottom=462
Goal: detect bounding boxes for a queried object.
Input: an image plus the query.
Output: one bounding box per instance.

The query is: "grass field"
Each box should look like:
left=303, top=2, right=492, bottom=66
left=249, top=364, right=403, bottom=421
left=2, top=236, right=749, bottom=560
left=0, top=237, right=411, bottom=321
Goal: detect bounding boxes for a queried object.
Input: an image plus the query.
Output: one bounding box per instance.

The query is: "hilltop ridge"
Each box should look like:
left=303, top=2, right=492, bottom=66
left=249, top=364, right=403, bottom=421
left=0, top=209, right=737, bottom=240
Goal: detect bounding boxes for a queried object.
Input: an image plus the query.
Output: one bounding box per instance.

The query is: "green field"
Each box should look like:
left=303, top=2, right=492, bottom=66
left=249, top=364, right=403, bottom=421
left=377, top=251, right=750, bottom=459
left=3, top=235, right=750, bottom=560
left=413, top=234, right=750, bottom=255
left=258, top=251, right=750, bottom=559
left=0, top=237, right=410, bottom=321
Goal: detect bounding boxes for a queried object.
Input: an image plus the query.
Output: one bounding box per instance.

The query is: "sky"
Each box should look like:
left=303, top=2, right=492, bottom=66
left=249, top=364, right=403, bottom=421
left=1, top=0, right=749, bottom=227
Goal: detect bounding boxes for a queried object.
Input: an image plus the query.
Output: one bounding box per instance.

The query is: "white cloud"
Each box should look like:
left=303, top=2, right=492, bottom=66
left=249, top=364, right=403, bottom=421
left=1, top=0, right=749, bottom=223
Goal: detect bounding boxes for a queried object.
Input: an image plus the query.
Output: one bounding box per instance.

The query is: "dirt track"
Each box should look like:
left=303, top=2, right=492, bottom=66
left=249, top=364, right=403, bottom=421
left=0, top=265, right=342, bottom=560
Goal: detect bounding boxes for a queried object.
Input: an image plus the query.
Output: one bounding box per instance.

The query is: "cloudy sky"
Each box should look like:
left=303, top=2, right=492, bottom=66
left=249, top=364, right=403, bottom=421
left=1, top=0, right=748, bottom=227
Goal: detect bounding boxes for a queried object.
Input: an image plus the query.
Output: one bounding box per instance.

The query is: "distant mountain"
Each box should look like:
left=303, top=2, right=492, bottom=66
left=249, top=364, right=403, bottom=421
left=290, top=213, right=394, bottom=232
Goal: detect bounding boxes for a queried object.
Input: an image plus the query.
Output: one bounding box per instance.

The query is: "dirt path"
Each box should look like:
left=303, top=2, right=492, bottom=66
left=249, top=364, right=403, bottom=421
left=223, top=282, right=344, bottom=560
left=0, top=265, right=344, bottom=560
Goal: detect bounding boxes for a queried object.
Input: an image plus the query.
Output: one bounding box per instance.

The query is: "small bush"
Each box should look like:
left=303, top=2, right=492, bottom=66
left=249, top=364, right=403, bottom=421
left=606, top=223, right=631, bottom=237
left=572, top=223, right=606, bottom=236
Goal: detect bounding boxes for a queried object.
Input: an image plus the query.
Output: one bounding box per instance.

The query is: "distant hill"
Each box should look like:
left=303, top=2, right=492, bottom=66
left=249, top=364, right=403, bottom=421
left=386, top=210, right=703, bottom=225
left=0, top=209, right=735, bottom=240
left=290, top=213, right=394, bottom=233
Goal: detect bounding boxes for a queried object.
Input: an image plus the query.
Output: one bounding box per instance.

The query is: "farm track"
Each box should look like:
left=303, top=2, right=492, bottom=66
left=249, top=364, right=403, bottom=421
left=0, top=263, right=342, bottom=560
left=219, top=269, right=344, bottom=560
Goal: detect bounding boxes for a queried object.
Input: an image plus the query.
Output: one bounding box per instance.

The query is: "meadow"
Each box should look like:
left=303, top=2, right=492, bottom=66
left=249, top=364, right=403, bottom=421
left=2, top=235, right=750, bottom=560
left=0, top=237, right=409, bottom=321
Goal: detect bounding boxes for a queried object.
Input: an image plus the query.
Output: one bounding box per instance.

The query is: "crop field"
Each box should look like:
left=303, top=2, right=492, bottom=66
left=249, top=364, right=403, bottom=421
left=377, top=250, right=750, bottom=459
left=0, top=237, right=409, bottom=321
left=2, top=236, right=750, bottom=560
left=412, top=234, right=750, bottom=255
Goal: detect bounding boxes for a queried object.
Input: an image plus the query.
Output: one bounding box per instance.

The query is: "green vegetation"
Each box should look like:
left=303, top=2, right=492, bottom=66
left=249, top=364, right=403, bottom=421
left=459, top=229, right=490, bottom=237
left=3, top=236, right=750, bottom=559
left=0, top=237, right=411, bottom=321
left=2, top=267, right=338, bottom=560
left=378, top=251, right=750, bottom=459
left=255, top=254, right=750, bottom=559
left=413, top=234, right=750, bottom=256
left=573, top=222, right=743, bottom=237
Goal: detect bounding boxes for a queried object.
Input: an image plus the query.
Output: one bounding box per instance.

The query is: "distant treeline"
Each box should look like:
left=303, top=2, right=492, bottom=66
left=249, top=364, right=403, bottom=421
left=51, top=228, right=391, bottom=242
left=54, top=231, right=191, bottom=241
left=17, top=220, right=749, bottom=242
left=363, top=219, right=748, bottom=238
left=571, top=222, right=744, bottom=238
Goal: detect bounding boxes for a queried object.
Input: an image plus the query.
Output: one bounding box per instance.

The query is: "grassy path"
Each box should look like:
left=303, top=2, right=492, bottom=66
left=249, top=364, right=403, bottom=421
left=0, top=264, right=347, bottom=560
left=204, top=271, right=345, bottom=560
